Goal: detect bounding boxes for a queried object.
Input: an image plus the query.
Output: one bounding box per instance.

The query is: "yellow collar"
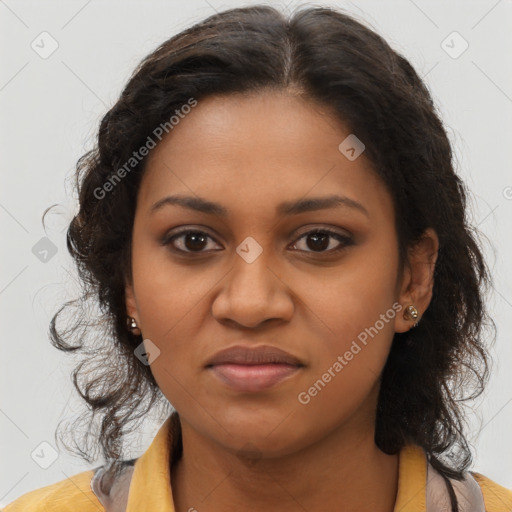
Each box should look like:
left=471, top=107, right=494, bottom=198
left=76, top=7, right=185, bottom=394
left=125, top=413, right=428, bottom=512
left=394, top=444, right=427, bottom=511
left=125, top=414, right=177, bottom=511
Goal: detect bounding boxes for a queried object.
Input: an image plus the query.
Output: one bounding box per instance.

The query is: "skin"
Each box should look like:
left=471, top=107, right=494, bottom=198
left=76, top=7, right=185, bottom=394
left=125, top=89, right=439, bottom=512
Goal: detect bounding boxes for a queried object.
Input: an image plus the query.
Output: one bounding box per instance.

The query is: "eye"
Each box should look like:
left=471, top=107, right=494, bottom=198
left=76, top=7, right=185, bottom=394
left=290, top=228, right=353, bottom=254
left=162, top=229, right=221, bottom=254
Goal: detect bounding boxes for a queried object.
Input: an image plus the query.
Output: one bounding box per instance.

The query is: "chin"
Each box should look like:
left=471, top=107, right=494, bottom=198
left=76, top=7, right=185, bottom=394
left=207, top=406, right=309, bottom=458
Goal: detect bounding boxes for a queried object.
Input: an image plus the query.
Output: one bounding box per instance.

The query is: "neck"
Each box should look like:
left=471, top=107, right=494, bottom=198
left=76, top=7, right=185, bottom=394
left=170, top=416, right=399, bottom=512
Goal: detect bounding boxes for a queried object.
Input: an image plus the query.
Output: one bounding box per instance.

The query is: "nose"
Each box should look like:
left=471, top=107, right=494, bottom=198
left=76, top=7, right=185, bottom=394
left=211, top=248, right=294, bottom=329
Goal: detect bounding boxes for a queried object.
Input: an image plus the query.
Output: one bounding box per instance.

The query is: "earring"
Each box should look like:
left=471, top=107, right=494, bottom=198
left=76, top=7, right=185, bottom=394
left=403, top=305, right=419, bottom=327
left=127, top=316, right=141, bottom=334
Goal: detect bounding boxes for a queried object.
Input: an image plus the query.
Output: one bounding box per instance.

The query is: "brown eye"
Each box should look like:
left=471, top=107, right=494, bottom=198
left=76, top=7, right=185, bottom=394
left=182, top=232, right=208, bottom=251
left=291, top=229, right=353, bottom=254
left=162, top=230, right=221, bottom=254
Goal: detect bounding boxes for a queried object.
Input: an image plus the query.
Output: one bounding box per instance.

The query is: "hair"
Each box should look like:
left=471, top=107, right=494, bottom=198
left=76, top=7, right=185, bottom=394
left=50, top=3, right=494, bottom=495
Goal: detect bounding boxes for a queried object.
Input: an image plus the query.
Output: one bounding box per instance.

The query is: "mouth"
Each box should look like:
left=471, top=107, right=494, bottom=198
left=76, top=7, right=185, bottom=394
left=205, top=345, right=304, bottom=392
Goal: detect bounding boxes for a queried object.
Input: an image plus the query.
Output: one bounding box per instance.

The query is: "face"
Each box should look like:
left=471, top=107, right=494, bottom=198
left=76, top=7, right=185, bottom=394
left=125, top=90, right=415, bottom=457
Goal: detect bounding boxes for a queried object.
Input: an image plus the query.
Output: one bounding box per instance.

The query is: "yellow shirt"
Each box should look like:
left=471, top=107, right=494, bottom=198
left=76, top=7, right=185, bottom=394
left=3, top=414, right=511, bottom=511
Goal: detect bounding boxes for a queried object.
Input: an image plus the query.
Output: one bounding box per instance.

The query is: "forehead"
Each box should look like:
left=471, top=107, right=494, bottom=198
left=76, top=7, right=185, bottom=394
left=138, top=90, right=393, bottom=223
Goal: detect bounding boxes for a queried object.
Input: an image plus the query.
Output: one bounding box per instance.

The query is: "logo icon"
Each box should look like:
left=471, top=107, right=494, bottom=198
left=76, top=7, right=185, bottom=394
left=338, top=134, right=365, bottom=161
left=236, top=237, right=263, bottom=264
left=32, top=237, right=58, bottom=263
left=31, top=441, right=59, bottom=469
left=441, top=31, right=469, bottom=59
left=31, top=32, right=59, bottom=59
left=134, top=339, right=161, bottom=365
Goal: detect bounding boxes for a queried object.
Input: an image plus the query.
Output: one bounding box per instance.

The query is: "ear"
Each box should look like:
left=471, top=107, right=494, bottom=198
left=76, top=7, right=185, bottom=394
left=125, top=279, right=139, bottom=326
left=395, top=228, right=439, bottom=333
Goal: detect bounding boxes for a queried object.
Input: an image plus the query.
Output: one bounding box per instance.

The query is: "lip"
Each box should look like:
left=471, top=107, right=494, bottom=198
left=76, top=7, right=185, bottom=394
left=206, top=345, right=304, bottom=366
left=205, top=345, right=304, bottom=392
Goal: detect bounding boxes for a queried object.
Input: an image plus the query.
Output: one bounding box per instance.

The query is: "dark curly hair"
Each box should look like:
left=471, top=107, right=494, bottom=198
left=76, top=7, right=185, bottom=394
left=50, top=3, right=495, bottom=490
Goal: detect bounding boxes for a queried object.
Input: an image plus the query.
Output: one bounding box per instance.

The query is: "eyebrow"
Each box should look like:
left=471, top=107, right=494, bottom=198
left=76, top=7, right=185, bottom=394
left=150, top=194, right=370, bottom=218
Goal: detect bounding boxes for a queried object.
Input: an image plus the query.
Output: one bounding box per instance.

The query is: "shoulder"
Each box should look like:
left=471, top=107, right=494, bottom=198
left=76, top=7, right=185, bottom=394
left=472, top=471, right=512, bottom=512
left=2, top=469, right=103, bottom=512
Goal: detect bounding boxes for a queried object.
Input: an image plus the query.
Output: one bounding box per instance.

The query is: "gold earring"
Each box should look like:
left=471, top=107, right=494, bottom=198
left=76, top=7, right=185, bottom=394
left=403, top=305, right=419, bottom=327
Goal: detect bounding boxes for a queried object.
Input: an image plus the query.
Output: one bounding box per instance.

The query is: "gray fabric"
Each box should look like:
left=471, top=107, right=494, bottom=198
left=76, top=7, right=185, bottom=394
left=426, top=463, right=486, bottom=512
left=90, top=462, right=135, bottom=512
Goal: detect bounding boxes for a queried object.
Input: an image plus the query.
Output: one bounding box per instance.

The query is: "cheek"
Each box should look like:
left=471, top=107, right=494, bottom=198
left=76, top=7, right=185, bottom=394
left=130, top=244, right=214, bottom=382
left=295, top=293, right=397, bottom=434
left=131, top=237, right=211, bottom=332
left=306, top=242, right=399, bottom=346
left=302, top=289, right=397, bottom=408
left=298, top=244, right=399, bottom=400
left=130, top=257, right=213, bottom=406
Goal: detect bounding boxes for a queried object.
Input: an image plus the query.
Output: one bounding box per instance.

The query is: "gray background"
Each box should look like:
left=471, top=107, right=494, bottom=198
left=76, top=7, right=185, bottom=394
left=1, top=0, right=511, bottom=505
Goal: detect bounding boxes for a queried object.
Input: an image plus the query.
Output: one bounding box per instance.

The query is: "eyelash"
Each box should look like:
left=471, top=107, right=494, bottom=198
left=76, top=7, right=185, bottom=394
left=161, top=227, right=354, bottom=256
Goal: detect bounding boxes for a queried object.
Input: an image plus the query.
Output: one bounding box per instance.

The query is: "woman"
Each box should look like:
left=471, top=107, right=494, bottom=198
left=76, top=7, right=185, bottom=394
left=5, top=5, right=511, bottom=512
